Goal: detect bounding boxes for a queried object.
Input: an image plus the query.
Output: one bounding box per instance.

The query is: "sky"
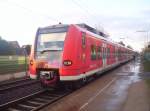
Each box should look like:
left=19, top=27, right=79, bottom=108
left=0, top=0, right=150, bottom=52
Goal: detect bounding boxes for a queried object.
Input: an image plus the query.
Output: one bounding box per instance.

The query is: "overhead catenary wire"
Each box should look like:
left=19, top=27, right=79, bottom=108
left=79, top=0, right=104, bottom=29
left=71, top=1, right=103, bottom=24
left=71, top=0, right=94, bottom=23
left=71, top=0, right=94, bottom=17
left=4, top=0, right=90, bottom=25
left=3, top=0, right=104, bottom=29
left=70, top=0, right=105, bottom=34
left=4, top=0, right=58, bottom=23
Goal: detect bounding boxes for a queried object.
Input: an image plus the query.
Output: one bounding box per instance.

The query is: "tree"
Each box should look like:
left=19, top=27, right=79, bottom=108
left=0, top=37, right=21, bottom=55
left=0, top=38, right=12, bottom=55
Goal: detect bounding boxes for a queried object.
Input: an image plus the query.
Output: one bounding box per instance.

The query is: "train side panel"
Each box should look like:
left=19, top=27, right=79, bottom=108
left=59, top=25, right=84, bottom=80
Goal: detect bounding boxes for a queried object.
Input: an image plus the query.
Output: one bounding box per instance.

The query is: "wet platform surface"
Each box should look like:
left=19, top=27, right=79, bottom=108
left=41, top=59, right=149, bottom=111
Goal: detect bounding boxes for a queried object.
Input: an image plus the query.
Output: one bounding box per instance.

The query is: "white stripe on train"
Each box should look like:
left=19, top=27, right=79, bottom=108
left=29, top=59, right=131, bottom=81
left=60, top=59, right=130, bottom=81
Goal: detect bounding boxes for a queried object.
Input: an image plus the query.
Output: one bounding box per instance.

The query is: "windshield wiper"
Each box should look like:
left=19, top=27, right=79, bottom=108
left=40, top=49, right=62, bottom=54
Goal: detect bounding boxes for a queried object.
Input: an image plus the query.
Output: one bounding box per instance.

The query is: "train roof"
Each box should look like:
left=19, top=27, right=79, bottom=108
left=38, top=23, right=107, bottom=37
left=76, top=24, right=133, bottom=51
left=77, top=23, right=108, bottom=38
left=38, top=24, right=69, bottom=34
left=38, top=23, right=133, bottom=51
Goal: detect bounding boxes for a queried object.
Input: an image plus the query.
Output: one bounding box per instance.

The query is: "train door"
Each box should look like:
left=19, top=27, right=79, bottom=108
left=102, top=43, right=107, bottom=68
left=115, top=46, right=118, bottom=63
left=81, top=32, right=86, bottom=67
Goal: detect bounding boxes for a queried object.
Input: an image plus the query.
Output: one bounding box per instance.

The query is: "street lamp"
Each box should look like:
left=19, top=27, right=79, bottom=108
left=22, top=46, right=28, bottom=76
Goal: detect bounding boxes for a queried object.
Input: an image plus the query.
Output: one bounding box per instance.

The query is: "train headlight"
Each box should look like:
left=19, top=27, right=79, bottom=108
left=30, top=60, right=34, bottom=65
left=63, top=60, right=72, bottom=66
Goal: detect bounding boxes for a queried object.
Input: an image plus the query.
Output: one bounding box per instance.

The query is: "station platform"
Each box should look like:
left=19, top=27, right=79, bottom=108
left=40, top=60, right=149, bottom=111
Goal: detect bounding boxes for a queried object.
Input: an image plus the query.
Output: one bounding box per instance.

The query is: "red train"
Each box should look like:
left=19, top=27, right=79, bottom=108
left=29, top=23, right=134, bottom=88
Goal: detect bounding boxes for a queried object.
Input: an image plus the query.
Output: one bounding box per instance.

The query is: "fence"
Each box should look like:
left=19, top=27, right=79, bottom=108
left=0, top=55, right=28, bottom=75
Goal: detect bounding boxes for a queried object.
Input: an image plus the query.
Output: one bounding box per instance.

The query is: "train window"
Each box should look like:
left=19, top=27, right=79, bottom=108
left=118, top=50, right=120, bottom=57
left=97, top=46, right=101, bottom=59
left=111, top=50, right=113, bottom=58
left=120, top=50, right=121, bottom=57
left=82, top=32, right=86, bottom=48
left=102, top=47, right=107, bottom=59
left=37, top=32, right=66, bottom=51
left=103, top=47, right=106, bottom=58
left=117, top=50, right=118, bottom=57
left=107, top=48, right=110, bottom=58
left=106, top=48, right=108, bottom=58
left=113, top=51, right=115, bottom=58
left=117, top=50, right=119, bottom=57
left=115, top=48, right=117, bottom=57
left=91, top=45, right=96, bottom=60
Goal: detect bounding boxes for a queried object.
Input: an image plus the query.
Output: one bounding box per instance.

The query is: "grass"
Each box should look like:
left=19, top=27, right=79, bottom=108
left=0, top=56, right=28, bottom=74
left=142, top=59, right=150, bottom=105
left=142, top=60, right=150, bottom=72
left=145, top=78, right=150, bottom=106
left=145, top=79, right=150, bottom=88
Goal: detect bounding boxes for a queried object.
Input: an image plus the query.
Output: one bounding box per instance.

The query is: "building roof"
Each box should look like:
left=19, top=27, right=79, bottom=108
left=8, top=41, right=20, bottom=48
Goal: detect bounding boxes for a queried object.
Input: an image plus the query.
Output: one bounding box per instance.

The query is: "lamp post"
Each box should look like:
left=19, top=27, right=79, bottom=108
left=22, top=46, right=28, bottom=77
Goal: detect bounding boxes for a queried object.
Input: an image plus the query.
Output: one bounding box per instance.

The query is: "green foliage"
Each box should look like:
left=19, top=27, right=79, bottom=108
left=0, top=56, right=28, bottom=74
left=142, top=44, right=150, bottom=61
left=0, top=39, right=13, bottom=55
left=0, top=37, right=23, bottom=55
left=143, top=60, right=150, bottom=72
left=145, top=79, right=150, bottom=88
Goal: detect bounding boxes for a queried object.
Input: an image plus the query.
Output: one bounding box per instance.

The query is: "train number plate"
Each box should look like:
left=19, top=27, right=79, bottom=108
left=40, top=71, right=50, bottom=75
left=40, top=71, right=54, bottom=79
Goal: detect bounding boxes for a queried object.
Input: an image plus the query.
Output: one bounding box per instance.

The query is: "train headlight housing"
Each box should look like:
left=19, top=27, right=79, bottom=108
left=63, top=60, right=72, bottom=66
left=30, top=60, right=34, bottom=66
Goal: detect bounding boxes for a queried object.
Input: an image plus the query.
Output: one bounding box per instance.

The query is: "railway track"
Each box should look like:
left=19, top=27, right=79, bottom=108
left=0, top=77, right=30, bottom=86
left=0, top=89, right=70, bottom=111
left=0, top=77, right=39, bottom=92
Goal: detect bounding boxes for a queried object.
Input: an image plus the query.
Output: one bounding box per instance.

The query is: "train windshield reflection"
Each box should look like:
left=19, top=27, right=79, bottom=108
left=37, top=32, right=66, bottom=51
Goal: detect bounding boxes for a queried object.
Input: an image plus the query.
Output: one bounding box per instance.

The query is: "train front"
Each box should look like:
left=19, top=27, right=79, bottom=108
left=29, top=25, right=68, bottom=87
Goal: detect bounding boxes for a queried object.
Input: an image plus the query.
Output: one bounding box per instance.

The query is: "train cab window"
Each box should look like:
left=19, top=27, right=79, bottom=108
left=97, top=46, right=101, bottom=59
left=91, top=45, right=96, bottom=60
left=82, top=32, right=86, bottom=48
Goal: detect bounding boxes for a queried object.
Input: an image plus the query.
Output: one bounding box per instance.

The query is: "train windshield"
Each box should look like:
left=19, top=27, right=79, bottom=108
left=37, top=32, right=66, bottom=52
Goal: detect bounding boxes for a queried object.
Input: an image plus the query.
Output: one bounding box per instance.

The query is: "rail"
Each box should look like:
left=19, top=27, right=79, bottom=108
left=0, top=78, right=39, bottom=92
left=0, top=55, right=28, bottom=75
left=0, top=89, right=70, bottom=111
